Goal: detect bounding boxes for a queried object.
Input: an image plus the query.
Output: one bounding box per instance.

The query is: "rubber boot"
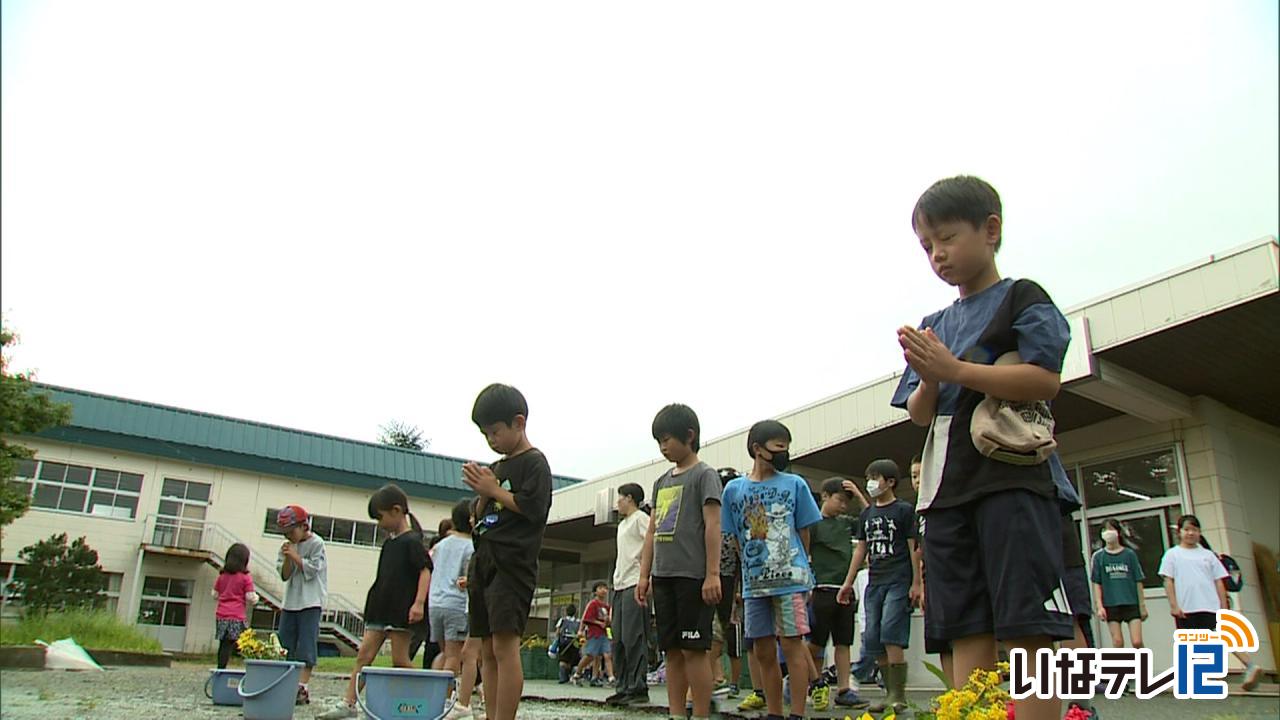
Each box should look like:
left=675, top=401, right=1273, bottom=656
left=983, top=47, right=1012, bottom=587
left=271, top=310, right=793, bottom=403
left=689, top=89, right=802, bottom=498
left=867, top=665, right=891, bottom=713
left=887, top=662, right=908, bottom=713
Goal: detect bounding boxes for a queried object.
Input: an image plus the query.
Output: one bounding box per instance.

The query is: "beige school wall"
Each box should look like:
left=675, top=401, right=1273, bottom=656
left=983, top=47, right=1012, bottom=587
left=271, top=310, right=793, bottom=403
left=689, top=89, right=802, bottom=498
left=0, top=438, right=454, bottom=654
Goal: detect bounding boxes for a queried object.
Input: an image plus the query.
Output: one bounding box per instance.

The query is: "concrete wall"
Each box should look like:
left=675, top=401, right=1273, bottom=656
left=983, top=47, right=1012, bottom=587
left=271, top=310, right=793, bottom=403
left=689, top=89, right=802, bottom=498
left=1, top=438, right=454, bottom=653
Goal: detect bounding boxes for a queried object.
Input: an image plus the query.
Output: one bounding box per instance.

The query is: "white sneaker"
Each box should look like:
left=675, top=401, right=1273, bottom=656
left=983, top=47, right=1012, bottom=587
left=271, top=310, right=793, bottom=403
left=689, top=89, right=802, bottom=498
left=1242, top=663, right=1263, bottom=691
left=441, top=703, right=474, bottom=720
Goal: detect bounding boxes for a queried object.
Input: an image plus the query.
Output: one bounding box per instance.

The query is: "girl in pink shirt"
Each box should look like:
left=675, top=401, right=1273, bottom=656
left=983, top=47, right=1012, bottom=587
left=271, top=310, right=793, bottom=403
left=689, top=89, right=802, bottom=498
left=214, top=543, right=258, bottom=668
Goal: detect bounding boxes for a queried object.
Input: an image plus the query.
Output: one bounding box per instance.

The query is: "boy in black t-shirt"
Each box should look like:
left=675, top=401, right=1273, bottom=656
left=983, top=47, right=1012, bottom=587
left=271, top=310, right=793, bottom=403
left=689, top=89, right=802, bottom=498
left=893, top=176, right=1075, bottom=720
left=837, top=459, right=919, bottom=715
left=462, top=384, right=553, bottom=720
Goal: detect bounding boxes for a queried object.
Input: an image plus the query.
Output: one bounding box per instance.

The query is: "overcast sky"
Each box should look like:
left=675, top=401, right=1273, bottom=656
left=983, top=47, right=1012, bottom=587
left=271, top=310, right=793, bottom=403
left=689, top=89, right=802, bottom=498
left=2, top=1, right=1276, bottom=480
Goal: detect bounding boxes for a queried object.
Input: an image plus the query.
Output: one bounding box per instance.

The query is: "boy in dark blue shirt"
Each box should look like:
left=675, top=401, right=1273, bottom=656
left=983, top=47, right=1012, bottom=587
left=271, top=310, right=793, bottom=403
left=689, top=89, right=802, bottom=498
left=837, top=459, right=920, bottom=715
left=893, top=176, right=1074, bottom=720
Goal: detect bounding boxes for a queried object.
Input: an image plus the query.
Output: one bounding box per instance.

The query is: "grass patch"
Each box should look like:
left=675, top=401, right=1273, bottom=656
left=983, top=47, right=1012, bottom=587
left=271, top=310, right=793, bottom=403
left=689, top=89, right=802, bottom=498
left=0, top=610, right=163, bottom=654
left=313, top=655, right=396, bottom=673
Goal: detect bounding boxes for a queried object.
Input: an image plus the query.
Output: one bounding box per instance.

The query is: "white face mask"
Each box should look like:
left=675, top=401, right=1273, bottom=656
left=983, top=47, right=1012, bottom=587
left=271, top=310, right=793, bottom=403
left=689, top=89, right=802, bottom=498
left=866, top=479, right=885, bottom=498
left=1101, top=529, right=1120, bottom=544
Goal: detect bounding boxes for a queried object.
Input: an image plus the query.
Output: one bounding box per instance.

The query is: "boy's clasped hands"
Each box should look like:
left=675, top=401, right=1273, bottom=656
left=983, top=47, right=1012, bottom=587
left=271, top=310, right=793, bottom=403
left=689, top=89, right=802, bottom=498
left=898, top=326, right=960, bottom=384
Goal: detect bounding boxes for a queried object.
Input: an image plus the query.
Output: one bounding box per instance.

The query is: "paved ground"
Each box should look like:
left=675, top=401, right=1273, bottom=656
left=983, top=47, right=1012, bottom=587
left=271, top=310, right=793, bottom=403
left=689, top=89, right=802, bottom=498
left=0, top=663, right=1275, bottom=718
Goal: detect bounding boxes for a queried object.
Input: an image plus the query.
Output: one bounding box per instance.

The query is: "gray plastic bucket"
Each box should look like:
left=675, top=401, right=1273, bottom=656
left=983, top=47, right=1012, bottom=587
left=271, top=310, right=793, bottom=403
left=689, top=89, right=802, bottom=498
left=238, top=659, right=304, bottom=720
left=357, top=667, right=454, bottom=720
left=204, top=668, right=245, bottom=705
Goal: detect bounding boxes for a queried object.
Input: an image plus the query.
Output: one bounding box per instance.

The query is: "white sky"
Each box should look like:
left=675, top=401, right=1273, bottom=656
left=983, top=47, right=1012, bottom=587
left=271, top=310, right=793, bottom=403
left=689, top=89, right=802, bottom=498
left=2, top=1, right=1276, bottom=480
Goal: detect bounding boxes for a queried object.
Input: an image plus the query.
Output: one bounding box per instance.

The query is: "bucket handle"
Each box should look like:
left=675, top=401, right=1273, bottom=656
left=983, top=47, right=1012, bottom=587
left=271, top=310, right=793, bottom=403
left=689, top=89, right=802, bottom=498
left=237, top=663, right=298, bottom=700
left=355, top=668, right=456, bottom=720
left=203, top=674, right=213, bottom=700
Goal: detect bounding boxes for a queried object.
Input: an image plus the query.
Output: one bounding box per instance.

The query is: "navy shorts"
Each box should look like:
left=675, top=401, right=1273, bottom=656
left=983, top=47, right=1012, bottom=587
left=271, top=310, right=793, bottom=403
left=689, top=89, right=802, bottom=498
left=862, top=582, right=912, bottom=657
left=278, top=607, right=321, bottom=667
left=1062, top=564, right=1095, bottom=646
left=922, top=489, right=1075, bottom=643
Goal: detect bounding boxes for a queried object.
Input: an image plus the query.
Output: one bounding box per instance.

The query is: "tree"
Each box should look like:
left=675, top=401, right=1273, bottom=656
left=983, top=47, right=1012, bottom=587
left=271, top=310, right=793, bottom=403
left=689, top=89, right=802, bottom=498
left=377, top=420, right=428, bottom=451
left=10, top=533, right=105, bottom=614
left=1, top=323, right=72, bottom=528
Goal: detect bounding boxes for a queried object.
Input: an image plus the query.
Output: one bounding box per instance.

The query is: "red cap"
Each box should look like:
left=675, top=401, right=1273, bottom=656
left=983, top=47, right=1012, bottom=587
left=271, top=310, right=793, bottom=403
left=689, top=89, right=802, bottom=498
left=276, top=505, right=310, bottom=529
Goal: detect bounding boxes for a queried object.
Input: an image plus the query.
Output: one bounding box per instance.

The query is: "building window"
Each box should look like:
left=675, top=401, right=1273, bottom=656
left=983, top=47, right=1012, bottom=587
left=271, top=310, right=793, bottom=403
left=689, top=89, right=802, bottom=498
left=101, top=572, right=123, bottom=613
left=153, top=479, right=211, bottom=549
left=263, top=508, right=388, bottom=548
left=13, top=459, right=143, bottom=520
left=137, top=576, right=193, bottom=627
left=1071, top=445, right=1187, bottom=591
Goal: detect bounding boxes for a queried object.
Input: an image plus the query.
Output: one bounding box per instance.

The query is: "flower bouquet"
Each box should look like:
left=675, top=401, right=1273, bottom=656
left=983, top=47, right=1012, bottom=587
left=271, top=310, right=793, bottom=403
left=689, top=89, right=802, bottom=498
left=235, top=629, right=287, bottom=660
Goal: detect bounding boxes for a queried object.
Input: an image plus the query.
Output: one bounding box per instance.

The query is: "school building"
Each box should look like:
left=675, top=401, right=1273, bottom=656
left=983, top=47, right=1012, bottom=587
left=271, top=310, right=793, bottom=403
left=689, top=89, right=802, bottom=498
left=0, top=395, right=583, bottom=655
left=2, top=237, right=1277, bottom=683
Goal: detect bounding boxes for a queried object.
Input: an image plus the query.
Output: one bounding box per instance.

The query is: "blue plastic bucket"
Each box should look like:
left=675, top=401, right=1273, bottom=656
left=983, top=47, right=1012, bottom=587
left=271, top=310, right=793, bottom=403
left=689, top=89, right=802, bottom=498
left=357, top=667, right=454, bottom=720
left=238, top=659, right=304, bottom=720
left=204, top=668, right=246, bottom=705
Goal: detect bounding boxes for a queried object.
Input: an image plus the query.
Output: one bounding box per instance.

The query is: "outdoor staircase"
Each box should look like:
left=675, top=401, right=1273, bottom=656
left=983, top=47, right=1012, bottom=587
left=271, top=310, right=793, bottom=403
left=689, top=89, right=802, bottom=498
left=141, top=514, right=365, bottom=653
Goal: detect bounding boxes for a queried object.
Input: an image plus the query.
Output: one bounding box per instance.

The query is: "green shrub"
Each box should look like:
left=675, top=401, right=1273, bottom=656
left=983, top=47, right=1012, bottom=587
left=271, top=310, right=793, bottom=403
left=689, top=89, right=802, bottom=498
left=0, top=609, right=162, bottom=654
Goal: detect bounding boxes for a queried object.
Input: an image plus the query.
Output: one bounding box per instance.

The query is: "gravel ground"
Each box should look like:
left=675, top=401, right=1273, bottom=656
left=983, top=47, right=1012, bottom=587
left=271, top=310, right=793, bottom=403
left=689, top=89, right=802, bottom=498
left=0, top=663, right=1276, bottom=719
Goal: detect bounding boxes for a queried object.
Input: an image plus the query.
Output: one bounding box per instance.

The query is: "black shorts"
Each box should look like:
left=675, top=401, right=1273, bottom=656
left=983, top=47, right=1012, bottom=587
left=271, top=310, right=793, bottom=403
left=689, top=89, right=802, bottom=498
left=809, top=587, right=855, bottom=647
left=652, top=576, right=713, bottom=651
left=468, top=546, right=535, bottom=637
left=1104, top=604, right=1141, bottom=623
left=922, top=489, right=1075, bottom=643
left=1175, top=612, right=1217, bottom=630
left=924, top=635, right=952, bottom=655
left=1062, top=564, right=1095, bottom=646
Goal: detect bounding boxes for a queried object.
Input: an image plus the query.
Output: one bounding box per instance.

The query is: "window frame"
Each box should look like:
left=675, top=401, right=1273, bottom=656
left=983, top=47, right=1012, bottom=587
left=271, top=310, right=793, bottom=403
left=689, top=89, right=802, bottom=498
left=136, top=575, right=193, bottom=628
left=15, top=459, right=144, bottom=521
left=1068, top=442, right=1190, bottom=599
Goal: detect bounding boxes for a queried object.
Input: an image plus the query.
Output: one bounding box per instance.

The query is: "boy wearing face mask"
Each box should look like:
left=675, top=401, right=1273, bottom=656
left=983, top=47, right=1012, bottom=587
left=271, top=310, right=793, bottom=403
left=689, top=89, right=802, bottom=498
left=837, top=459, right=920, bottom=715
left=721, top=420, right=823, bottom=720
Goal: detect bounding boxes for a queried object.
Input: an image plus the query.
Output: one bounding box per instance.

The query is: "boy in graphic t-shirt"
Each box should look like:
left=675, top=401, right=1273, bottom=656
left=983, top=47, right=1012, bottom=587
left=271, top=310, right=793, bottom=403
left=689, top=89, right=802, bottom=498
left=636, top=403, right=722, bottom=720
left=721, top=419, right=822, bottom=720
left=838, top=459, right=919, bottom=715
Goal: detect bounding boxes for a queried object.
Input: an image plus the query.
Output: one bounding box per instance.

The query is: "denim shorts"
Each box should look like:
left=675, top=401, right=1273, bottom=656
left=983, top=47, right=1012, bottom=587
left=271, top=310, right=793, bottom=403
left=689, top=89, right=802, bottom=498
left=278, top=607, right=321, bottom=667
left=862, top=582, right=912, bottom=658
left=584, top=635, right=610, bottom=656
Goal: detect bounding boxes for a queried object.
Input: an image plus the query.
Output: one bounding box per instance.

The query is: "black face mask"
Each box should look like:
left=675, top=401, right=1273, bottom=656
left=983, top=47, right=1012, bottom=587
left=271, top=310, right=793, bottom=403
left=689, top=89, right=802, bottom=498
left=766, top=449, right=790, bottom=473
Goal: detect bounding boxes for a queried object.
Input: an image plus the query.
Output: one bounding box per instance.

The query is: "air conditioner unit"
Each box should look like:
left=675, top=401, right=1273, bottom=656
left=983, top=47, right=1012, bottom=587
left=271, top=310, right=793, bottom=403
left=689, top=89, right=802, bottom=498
left=594, top=487, right=617, bottom=526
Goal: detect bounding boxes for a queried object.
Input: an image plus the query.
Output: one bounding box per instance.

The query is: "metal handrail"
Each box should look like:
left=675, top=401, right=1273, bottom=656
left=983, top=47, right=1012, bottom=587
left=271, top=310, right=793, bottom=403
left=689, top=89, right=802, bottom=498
left=141, top=513, right=365, bottom=644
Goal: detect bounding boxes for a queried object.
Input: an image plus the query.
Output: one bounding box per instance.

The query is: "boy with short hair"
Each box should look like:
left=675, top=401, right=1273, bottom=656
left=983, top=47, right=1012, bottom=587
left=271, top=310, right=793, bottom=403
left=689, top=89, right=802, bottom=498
left=462, top=383, right=553, bottom=720
left=894, top=175, right=1075, bottom=720
left=607, top=483, right=651, bottom=706
left=809, top=478, right=868, bottom=710
left=276, top=504, right=328, bottom=705
left=837, top=460, right=920, bottom=714
left=572, top=581, right=615, bottom=686
left=636, top=403, right=722, bottom=720
left=721, top=420, right=822, bottom=720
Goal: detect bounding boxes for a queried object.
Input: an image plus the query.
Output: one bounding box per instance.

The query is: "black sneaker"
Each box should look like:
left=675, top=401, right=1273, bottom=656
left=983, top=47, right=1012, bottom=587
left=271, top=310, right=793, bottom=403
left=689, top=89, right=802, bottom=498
left=603, top=691, right=627, bottom=706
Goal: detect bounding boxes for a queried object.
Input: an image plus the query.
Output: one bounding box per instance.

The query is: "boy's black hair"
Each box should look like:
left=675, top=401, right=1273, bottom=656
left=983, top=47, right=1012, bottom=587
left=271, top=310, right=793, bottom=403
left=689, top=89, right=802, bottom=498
left=652, top=403, right=701, bottom=451
left=717, top=467, right=740, bottom=487
left=865, top=459, right=901, bottom=486
left=617, top=482, right=645, bottom=506
left=911, top=175, right=1003, bottom=252
left=592, top=581, right=608, bottom=592
left=910, top=453, right=922, bottom=466
left=222, top=543, right=250, bottom=574
left=746, top=419, right=792, bottom=457
left=565, top=604, right=577, bottom=616
left=471, top=383, right=528, bottom=427
left=451, top=499, right=473, bottom=534
left=820, top=477, right=852, bottom=498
